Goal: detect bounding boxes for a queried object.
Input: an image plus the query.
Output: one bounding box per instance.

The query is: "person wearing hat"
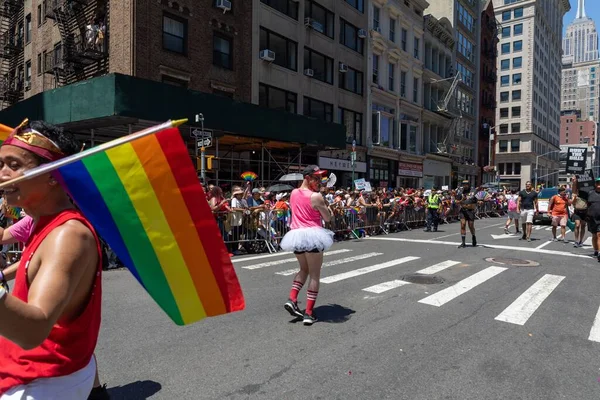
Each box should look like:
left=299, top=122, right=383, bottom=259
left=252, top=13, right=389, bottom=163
left=456, top=180, right=478, bottom=248
left=574, top=175, right=600, bottom=260
left=281, top=165, right=333, bottom=325
left=424, top=187, right=442, bottom=232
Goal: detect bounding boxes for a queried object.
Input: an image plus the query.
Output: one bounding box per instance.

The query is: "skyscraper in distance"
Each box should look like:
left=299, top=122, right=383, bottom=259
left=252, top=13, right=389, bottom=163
left=563, top=0, right=599, bottom=64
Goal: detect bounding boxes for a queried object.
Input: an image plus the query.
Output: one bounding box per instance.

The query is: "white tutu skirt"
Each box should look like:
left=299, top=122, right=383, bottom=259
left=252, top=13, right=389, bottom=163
left=280, top=227, right=334, bottom=252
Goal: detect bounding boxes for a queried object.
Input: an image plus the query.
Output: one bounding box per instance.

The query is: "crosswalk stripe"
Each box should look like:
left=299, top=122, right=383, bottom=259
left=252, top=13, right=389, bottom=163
left=321, top=256, right=420, bottom=284
left=242, top=249, right=352, bottom=270
left=588, top=305, right=600, bottom=342
left=495, top=274, right=565, bottom=325
left=232, top=252, right=292, bottom=263
left=362, top=280, right=411, bottom=294
left=416, top=260, right=461, bottom=275
left=275, top=252, right=383, bottom=276
left=418, top=266, right=507, bottom=307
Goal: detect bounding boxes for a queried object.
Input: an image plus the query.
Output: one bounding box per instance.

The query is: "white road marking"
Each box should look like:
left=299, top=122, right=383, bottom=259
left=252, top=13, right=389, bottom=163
left=433, top=222, right=506, bottom=240
left=242, top=249, right=352, bottom=270
left=418, top=266, right=507, bottom=307
left=588, top=305, right=600, bottom=342
left=584, top=237, right=592, bottom=246
left=232, top=252, right=293, bottom=263
left=367, top=237, right=592, bottom=259
left=535, top=241, right=552, bottom=249
left=321, top=256, right=420, bottom=284
left=491, top=233, right=518, bottom=240
left=416, top=260, right=461, bottom=275
left=495, top=274, right=565, bottom=325
left=274, top=252, right=383, bottom=276
left=362, top=280, right=411, bottom=294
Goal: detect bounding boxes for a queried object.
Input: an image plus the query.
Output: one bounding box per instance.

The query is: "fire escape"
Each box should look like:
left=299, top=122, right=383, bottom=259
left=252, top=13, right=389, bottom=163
left=0, top=0, right=24, bottom=109
left=45, top=0, right=108, bottom=86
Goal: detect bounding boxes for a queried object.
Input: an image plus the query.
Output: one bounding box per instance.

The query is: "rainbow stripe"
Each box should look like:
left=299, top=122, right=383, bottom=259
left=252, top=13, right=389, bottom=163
left=241, top=171, right=258, bottom=181
left=55, top=127, right=245, bottom=325
left=0, top=124, right=12, bottom=144
left=5, top=206, right=21, bottom=220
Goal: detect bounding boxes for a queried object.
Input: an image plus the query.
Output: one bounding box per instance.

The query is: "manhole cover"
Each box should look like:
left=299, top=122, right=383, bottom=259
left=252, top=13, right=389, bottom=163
left=485, top=257, right=539, bottom=267
left=401, top=274, right=445, bottom=284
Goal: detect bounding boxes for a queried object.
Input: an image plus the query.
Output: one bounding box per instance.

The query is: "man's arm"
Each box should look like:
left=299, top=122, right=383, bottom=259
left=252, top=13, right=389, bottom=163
left=311, top=192, right=332, bottom=223
left=0, top=220, right=97, bottom=350
left=517, top=193, right=522, bottom=213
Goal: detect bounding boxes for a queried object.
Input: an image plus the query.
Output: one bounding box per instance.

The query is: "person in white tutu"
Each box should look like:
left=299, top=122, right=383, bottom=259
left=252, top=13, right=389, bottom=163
left=282, top=165, right=333, bottom=325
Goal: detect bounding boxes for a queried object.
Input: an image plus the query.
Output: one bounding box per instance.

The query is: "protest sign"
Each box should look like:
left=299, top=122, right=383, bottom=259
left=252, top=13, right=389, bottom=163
left=566, top=147, right=587, bottom=174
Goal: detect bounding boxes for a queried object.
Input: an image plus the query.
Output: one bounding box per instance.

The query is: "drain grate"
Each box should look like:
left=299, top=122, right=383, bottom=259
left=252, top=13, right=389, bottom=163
left=485, top=257, right=539, bottom=267
left=401, top=274, right=445, bottom=284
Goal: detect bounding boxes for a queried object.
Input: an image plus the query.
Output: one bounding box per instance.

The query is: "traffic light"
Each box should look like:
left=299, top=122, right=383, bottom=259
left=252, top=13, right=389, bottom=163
left=196, top=156, right=216, bottom=171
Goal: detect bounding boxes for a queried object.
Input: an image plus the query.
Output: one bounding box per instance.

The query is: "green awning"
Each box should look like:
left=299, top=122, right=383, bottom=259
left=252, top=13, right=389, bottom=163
left=0, top=73, right=346, bottom=149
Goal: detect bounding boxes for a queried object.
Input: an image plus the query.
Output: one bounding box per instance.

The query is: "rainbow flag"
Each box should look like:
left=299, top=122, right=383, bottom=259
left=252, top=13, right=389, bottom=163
left=0, top=123, right=13, bottom=144
left=54, top=127, right=245, bottom=325
left=4, top=206, right=21, bottom=220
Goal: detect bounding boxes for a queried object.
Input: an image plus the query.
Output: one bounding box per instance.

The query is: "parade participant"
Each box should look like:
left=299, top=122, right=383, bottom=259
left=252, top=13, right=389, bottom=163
left=517, top=181, right=539, bottom=242
left=424, top=188, right=441, bottom=232
left=456, top=180, right=478, bottom=248
left=0, top=120, right=104, bottom=399
left=281, top=165, right=333, bottom=325
left=571, top=175, right=588, bottom=248
left=574, top=176, right=600, bottom=260
left=548, top=186, right=570, bottom=243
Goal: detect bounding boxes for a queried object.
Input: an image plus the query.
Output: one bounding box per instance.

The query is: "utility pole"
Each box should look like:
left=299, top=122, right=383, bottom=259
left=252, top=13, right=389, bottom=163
left=195, top=113, right=206, bottom=183
left=351, top=139, right=356, bottom=189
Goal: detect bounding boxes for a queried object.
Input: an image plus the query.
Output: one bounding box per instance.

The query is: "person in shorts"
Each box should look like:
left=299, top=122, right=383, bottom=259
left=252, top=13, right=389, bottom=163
left=504, top=190, right=520, bottom=234
left=456, top=180, right=478, bottom=248
left=517, top=181, right=538, bottom=242
left=576, top=176, right=600, bottom=261
left=548, top=186, right=570, bottom=242
left=571, top=175, right=588, bottom=248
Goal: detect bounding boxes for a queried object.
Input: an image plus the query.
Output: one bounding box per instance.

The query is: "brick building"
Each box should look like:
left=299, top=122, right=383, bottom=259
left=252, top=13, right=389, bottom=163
left=478, top=0, right=498, bottom=184
left=560, top=111, right=597, bottom=146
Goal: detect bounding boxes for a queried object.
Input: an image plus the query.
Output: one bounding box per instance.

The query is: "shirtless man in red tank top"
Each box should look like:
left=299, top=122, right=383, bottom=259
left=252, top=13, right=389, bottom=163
left=0, top=120, right=103, bottom=399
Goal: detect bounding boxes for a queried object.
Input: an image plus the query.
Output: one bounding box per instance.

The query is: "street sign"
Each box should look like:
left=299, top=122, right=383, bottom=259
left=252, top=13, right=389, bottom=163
left=191, top=128, right=213, bottom=139
left=196, top=138, right=212, bottom=148
left=351, top=151, right=356, bottom=163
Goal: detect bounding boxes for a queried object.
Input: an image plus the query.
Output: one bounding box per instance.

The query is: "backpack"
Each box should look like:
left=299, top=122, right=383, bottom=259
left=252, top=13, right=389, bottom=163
left=508, top=196, right=517, bottom=211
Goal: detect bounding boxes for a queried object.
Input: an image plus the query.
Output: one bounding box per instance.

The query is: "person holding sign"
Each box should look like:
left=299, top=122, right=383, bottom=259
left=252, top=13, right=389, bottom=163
left=571, top=175, right=588, bottom=248
left=573, top=175, right=600, bottom=260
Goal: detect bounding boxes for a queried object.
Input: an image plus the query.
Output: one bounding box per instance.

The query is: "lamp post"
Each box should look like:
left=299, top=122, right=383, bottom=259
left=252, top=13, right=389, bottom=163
left=482, top=123, right=498, bottom=182
left=535, top=150, right=561, bottom=188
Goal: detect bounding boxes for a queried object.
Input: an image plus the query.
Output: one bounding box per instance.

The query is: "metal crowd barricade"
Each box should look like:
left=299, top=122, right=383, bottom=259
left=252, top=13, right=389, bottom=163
left=214, top=209, right=278, bottom=254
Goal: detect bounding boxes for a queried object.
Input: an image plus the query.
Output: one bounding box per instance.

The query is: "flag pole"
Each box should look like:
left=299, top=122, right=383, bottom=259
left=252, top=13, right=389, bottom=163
left=0, top=118, right=188, bottom=190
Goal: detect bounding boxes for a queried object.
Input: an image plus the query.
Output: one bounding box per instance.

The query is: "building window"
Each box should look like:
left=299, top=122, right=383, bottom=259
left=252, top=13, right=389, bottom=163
left=501, top=75, right=509, bottom=86
left=259, top=83, right=297, bottom=113
left=53, top=42, right=62, bottom=66
left=340, top=19, right=364, bottom=54
left=514, top=7, right=523, bottom=18
left=25, top=60, right=31, bottom=89
left=500, top=108, right=509, bottom=118
left=501, top=59, right=510, bottom=70
left=37, top=5, right=42, bottom=27
left=512, top=90, right=521, bottom=100
left=414, top=37, right=420, bottom=59
left=213, top=89, right=234, bottom=98
left=514, top=24, right=523, bottom=35
left=506, top=163, right=513, bottom=174
left=511, top=139, right=520, bottom=152
left=25, top=14, right=31, bottom=43
left=456, top=63, right=474, bottom=88
left=502, top=27, right=510, bottom=38
left=373, top=6, right=380, bottom=30
left=339, top=108, right=363, bottom=145
left=304, top=47, right=333, bottom=84
left=163, top=13, right=187, bottom=55
left=37, top=53, right=42, bottom=75
left=502, top=10, right=511, bottom=21
left=457, top=32, right=474, bottom=61
left=499, top=140, right=508, bottom=152
left=400, top=71, right=406, bottom=97
left=512, top=106, right=521, bottom=117
left=513, top=57, right=522, bottom=68
left=344, top=0, right=364, bottom=13
left=500, top=124, right=509, bottom=134
left=499, top=163, right=505, bottom=174
left=260, top=0, right=299, bottom=20
left=162, top=75, right=188, bottom=88
left=513, top=40, right=522, bottom=52
left=389, top=18, right=396, bottom=42
left=501, top=43, right=510, bottom=54
left=213, top=33, right=233, bottom=70
left=512, top=73, right=522, bottom=85
left=340, top=65, right=363, bottom=95
left=500, top=92, right=509, bottom=102
left=373, top=54, right=379, bottom=83
left=388, top=63, right=394, bottom=91
left=511, top=123, right=521, bottom=133
left=514, top=162, right=521, bottom=174
left=304, top=96, right=333, bottom=122
left=413, top=77, right=419, bottom=103
left=401, top=28, right=407, bottom=51
left=305, top=0, right=334, bottom=39
left=457, top=2, right=475, bottom=32
left=260, top=27, right=298, bottom=71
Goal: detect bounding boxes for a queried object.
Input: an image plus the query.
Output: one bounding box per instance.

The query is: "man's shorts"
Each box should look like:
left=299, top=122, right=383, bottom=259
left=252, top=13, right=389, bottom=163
left=460, top=209, right=476, bottom=222
left=588, top=218, right=600, bottom=234
left=520, top=209, right=535, bottom=223
left=507, top=211, right=520, bottom=220
left=294, top=248, right=321, bottom=255
left=572, top=210, right=587, bottom=221
left=551, top=215, right=567, bottom=227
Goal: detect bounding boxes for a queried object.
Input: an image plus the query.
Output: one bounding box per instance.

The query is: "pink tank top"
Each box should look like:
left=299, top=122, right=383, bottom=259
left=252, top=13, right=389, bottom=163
left=290, top=189, right=322, bottom=229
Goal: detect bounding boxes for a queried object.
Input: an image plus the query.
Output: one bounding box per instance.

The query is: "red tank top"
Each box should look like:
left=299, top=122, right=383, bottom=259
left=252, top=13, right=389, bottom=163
left=0, top=209, right=102, bottom=394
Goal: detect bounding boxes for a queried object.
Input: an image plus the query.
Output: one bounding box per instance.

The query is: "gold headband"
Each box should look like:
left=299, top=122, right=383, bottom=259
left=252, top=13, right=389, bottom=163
left=3, top=118, right=65, bottom=160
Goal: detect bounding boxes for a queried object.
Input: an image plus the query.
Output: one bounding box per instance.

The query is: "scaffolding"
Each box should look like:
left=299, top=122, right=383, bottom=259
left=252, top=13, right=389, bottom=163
left=45, top=0, right=108, bottom=86
left=0, top=0, right=24, bottom=110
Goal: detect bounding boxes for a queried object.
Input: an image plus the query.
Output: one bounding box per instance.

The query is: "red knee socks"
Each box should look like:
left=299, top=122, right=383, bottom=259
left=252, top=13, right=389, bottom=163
left=306, top=290, right=318, bottom=316
left=289, top=280, right=304, bottom=302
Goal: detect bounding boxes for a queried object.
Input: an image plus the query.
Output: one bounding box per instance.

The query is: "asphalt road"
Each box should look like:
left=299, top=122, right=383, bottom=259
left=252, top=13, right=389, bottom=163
left=96, top=216, right=600, bottom=400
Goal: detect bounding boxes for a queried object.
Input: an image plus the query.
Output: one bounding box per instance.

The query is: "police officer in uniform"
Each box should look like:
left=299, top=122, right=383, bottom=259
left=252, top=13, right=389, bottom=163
left=456, top=180, right=478, bottom=248
left=424, top=188, right=442, bottom=232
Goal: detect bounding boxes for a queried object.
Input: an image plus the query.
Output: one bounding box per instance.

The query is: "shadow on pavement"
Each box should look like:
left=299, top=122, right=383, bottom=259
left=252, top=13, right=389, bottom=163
left=108, top=380, right=162, bottom=399
left=314, top=304, right=356, bottom=323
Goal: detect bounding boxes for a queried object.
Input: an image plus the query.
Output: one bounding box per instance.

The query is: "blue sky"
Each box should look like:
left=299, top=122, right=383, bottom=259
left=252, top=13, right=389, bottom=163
left=563, top=0, right=600, bottom=34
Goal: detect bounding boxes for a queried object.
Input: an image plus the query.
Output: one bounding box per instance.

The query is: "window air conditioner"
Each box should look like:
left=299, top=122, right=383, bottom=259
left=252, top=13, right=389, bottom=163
left=358, top=29, right=367, bottom=38
left=304, top=68, right=314, bottom=77
left=305, top=17, right=313, bottom=27
left=25, top=79, right=31, bottom=90
left=259, top=49, right=275, bottom=62
left=339, top=63, right=348, bottom=73
left=217, top=0, right=232, bottom=12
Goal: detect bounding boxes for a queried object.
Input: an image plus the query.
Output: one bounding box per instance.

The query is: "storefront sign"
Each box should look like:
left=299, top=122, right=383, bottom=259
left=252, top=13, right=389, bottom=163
left=398, top=162, right=423, bottom=177
left=319, top=156, right=367, bottom=173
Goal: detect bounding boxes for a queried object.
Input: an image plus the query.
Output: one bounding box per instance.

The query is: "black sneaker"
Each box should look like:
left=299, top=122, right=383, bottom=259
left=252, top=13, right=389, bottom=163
left=284, top=300, right=303, bottom=318
left=88, top=384, right=110, bottom=400
left=472, top=236, right=477, bottom=247
left=303, top=313, right=317, bottom=326
left=457, top=243, right=466, bottom=248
